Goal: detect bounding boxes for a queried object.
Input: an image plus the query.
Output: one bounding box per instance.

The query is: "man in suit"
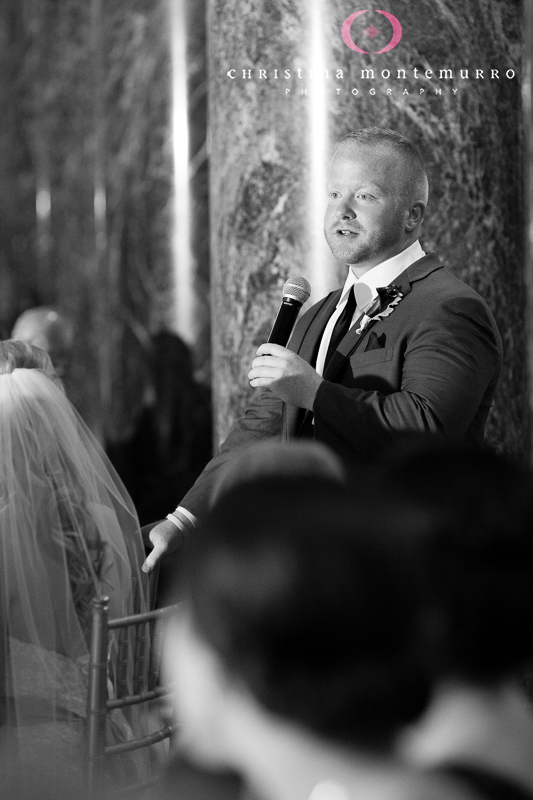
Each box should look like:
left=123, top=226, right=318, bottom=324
left=142, top=127, right=502, bottom=572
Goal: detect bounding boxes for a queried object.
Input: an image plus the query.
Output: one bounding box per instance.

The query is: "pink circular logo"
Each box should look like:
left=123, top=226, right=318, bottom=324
left=341, top=10, right=403, bottom=54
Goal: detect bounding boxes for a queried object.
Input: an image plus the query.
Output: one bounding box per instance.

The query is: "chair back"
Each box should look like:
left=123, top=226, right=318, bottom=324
left=86, top=595, right=177, bottom=795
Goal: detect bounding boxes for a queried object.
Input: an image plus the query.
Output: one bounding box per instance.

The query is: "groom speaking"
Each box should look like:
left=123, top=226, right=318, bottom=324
left=143, top=127, right=502, bottom=571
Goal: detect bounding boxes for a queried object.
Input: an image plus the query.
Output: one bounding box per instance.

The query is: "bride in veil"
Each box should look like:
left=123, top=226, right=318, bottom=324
left=0, top=340, right=148, bottom=778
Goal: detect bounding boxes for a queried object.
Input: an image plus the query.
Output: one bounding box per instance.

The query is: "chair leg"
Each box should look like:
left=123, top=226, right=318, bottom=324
left=87, top=597, right=110, bottom=794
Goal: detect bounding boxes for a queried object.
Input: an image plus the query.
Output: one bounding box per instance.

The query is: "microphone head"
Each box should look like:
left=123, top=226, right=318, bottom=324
left=282, top=276, right=311, bottom=305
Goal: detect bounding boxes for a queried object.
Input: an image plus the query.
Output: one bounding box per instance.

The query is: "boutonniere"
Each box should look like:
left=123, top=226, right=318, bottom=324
left=355, top=284, right=404, bottom=335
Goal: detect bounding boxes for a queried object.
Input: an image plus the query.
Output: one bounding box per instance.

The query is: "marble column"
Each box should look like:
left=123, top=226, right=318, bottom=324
left=208, top=0, right=332, bottom=443
left=208, top=0, right=527, bottom=456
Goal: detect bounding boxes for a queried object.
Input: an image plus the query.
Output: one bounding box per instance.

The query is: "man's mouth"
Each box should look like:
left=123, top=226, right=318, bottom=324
left=337, top=229, right=357, bottom=236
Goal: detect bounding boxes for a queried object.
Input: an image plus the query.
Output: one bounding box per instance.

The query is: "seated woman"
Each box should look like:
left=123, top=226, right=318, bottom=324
left=163, top=475, right=476, bottom=800
left=0, top=341, right=148, bottom=777
left=381, top=441, right=533, bottom=800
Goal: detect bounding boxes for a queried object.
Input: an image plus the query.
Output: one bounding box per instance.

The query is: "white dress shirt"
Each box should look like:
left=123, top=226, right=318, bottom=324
left=315, top=240, right=426, bottom=376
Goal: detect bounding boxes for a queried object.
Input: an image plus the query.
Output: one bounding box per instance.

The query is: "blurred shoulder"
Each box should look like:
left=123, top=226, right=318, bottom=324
left=388, top=770, right=482, bottom=800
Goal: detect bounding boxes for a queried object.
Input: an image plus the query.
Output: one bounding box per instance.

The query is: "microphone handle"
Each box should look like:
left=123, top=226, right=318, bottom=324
left=267, top=297, right=302, bottom=346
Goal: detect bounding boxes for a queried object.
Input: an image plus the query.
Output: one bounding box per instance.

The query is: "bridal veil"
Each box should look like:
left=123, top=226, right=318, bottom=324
left=0, top=341, right=147, bottom=765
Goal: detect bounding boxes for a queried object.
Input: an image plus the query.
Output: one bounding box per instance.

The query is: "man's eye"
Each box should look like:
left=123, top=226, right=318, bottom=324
left=358, top=193, right=374, bottom=201
left=329, top=191, right=340, bottom=199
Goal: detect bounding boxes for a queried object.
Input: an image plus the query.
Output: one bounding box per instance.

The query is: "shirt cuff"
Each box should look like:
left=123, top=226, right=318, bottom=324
left=176, top=506, right=198, bottom=526
left=166, top=506, right=198, bottom=533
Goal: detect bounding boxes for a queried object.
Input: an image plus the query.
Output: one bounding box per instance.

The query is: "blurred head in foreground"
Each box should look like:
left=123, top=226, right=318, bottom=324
left=377, top=438, right=533, bottom=790
left=164, top=475, right=432, bottom=774
left=378, top=438, right=533, bottom=684
left=211, top=440, right=346, bottom=506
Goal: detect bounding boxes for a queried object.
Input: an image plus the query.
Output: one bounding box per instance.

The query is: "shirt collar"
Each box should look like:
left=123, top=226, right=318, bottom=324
left=338, top=240, right=426, bottom=311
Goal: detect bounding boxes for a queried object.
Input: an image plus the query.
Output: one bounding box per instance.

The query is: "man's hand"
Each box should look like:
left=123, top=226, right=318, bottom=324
left=142, top=519, right=184, bottom=573
left=248, top=343, right=323, bottom=410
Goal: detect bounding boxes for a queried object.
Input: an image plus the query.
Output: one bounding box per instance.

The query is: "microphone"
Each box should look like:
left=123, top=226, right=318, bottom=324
left=267, top=276, right=311, bottom=347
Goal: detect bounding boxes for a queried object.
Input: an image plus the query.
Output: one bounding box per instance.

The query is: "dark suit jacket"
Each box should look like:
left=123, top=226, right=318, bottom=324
left=180, top=254, right=502, bottom=517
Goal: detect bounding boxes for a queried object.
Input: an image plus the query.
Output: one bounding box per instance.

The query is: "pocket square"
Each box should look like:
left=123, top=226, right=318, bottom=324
left=364, top=332, right=386, bottom=352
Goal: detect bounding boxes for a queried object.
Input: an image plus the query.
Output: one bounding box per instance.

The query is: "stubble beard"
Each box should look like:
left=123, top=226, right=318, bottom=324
left=324, top=226, right=402, bottom=267
left=324, top=228, right=372, bottom=265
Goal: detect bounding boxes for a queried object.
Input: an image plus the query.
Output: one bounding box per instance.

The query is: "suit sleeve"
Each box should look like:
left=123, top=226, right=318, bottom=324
left=174, top=300, right=325, bottom=520
left=313, top=295, right=502, bottom=459
left=178, top=388, right=284, bottom=518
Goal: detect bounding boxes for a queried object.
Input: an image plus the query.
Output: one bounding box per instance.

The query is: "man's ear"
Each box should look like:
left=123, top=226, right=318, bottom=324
left=405, top=201, right=426, bottom=232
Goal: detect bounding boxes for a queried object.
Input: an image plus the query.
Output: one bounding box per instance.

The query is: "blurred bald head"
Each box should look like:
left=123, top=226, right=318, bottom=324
left=11, top=307, right=74, bottom=379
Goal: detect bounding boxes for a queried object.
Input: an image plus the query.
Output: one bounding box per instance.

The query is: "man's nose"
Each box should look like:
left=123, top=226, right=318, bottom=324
left=336, top=200, right=356, bottom=220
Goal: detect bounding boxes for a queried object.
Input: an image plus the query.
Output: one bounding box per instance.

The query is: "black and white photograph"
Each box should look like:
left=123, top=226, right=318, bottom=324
left=1, top=1, right=533, bottom=798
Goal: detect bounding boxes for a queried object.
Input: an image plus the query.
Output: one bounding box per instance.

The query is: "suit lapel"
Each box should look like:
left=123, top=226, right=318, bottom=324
left=323, top=317, right=373, bottom=380
left=289, top=290, right=341, bottom=360
left=323, top=253, right=443, bottom=382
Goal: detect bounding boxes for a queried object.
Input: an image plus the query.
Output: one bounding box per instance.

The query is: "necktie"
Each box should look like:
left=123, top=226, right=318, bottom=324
left=324, top=287, right=357, bottom=367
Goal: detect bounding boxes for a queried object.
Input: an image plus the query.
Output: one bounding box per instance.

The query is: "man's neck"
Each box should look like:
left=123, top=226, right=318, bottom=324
left=348, top=237, right=421, bottom=279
